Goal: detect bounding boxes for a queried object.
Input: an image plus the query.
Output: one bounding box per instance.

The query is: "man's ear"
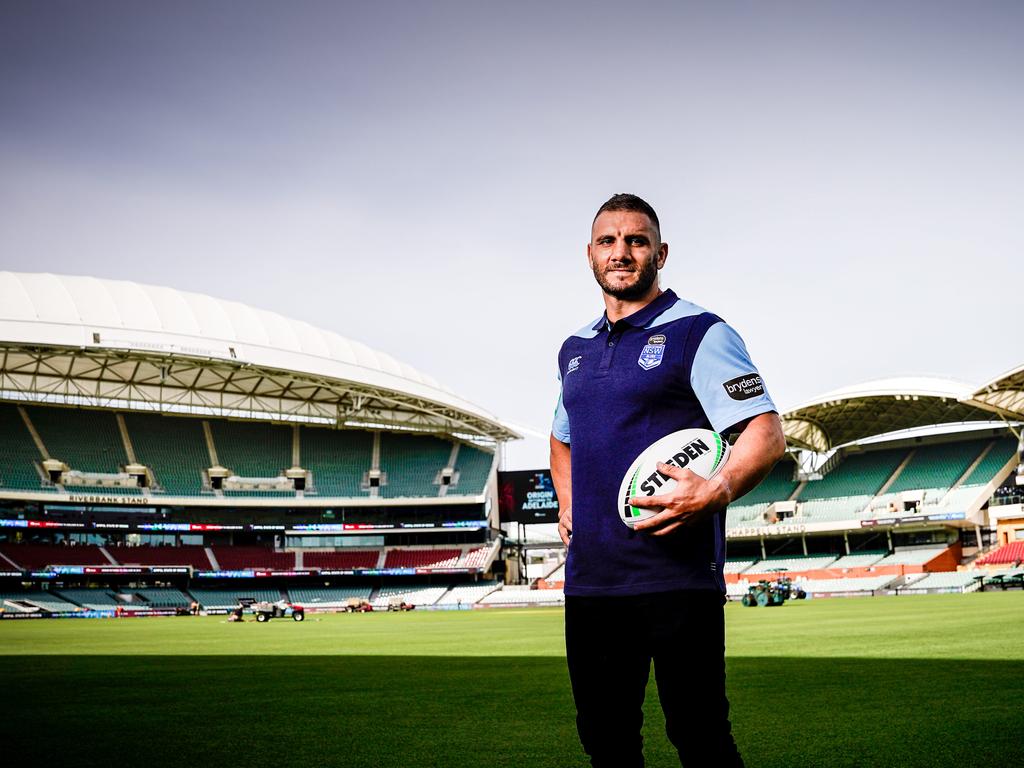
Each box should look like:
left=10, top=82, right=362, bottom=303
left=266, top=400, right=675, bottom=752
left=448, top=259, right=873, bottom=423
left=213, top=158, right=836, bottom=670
left=586, top=242, right=594, bottom=269
left=657, top=241, right=668, bottom=269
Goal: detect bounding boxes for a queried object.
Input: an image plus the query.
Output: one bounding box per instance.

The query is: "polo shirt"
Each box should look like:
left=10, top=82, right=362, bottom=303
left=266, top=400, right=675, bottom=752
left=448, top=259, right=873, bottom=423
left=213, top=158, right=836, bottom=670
left=552, top=288, right=777, bottom=596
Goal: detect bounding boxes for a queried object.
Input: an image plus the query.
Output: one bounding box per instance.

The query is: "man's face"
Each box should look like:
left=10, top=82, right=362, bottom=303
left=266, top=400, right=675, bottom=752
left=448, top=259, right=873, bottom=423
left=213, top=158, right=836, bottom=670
left=588, top=210, right=667, bottom=301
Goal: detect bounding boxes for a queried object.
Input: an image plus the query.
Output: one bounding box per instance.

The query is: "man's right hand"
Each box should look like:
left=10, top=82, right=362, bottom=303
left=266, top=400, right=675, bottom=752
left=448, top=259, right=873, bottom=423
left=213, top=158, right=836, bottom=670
left=558, top=506, right=572, bottom=547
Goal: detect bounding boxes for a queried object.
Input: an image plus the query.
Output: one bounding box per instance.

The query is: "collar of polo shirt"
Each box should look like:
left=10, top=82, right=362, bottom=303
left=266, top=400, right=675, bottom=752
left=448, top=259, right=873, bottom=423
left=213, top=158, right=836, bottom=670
left=594, top=289, right=679, bottom=332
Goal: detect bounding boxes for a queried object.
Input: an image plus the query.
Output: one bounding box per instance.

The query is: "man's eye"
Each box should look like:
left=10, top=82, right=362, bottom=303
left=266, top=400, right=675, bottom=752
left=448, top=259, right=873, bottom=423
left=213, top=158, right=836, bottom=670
left=629, top=237, right=647, bottom=245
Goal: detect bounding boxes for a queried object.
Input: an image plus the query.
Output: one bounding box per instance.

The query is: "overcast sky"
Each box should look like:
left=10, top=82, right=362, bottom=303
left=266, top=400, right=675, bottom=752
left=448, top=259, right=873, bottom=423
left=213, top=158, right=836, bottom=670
left=1, top=1, right=1021, bottom=469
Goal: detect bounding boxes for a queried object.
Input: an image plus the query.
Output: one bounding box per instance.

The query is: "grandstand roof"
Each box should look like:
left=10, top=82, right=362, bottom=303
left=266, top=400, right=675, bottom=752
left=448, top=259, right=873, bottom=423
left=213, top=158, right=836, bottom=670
left=965, top=363, right=1024, bottom=421
left=781, top=376, right=1001, bottom=452
left=0, top=272, right=518, bottom=441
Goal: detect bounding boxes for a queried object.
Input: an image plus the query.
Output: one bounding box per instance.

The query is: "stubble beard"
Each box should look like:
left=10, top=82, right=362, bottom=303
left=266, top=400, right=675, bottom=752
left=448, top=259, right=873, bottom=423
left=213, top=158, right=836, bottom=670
left=592, top=257, right=659, bottom=301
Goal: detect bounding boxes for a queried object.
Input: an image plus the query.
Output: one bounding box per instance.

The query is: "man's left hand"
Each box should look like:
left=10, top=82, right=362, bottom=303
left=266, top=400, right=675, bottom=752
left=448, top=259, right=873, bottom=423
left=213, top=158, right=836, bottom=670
left=629, top=461, right=731, bottom=536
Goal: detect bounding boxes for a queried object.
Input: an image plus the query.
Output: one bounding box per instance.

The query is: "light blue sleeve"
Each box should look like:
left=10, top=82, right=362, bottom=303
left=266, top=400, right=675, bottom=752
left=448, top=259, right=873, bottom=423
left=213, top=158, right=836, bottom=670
left=690, top=321, right=777, bottom=434
left=551, top=373, right=570, bottom=443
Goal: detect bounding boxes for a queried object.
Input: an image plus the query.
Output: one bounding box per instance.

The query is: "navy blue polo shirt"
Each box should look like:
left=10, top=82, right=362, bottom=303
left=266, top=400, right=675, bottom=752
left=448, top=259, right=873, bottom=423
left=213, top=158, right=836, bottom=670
left=552, top=289, right=777, bottom=596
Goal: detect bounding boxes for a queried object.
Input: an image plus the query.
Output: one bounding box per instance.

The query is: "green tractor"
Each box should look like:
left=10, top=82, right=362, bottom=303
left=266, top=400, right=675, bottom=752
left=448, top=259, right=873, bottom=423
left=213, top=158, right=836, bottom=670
left=740, top=578, right=806, bottom=607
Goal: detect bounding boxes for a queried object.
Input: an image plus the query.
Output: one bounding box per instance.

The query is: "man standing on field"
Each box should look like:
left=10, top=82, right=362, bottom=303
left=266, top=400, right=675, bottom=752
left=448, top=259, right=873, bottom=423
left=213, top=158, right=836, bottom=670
left=550, top=194, right=786, bottom=767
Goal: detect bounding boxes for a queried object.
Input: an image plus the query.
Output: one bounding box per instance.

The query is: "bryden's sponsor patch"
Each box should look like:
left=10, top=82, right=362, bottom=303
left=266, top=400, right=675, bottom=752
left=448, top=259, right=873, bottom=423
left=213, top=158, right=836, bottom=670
left=723, top=373, right=764, bottom=400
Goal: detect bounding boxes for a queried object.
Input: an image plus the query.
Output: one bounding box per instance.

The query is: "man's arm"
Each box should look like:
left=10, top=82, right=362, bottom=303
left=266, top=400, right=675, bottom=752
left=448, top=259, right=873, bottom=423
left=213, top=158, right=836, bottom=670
left=550, top=434, right=572, bottom=546
left=631, top=412, right=786, bottom=536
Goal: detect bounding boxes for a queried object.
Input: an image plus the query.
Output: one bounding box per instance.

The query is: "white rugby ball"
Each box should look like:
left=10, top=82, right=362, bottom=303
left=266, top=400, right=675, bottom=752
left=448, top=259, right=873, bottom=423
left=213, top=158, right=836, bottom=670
left=618, top=428, right=731, bottom=529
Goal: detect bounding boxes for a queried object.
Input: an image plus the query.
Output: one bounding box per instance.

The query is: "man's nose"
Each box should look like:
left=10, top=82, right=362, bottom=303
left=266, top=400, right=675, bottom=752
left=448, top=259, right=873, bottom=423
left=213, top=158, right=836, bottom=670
left=610, top=238, right=630, bottom=261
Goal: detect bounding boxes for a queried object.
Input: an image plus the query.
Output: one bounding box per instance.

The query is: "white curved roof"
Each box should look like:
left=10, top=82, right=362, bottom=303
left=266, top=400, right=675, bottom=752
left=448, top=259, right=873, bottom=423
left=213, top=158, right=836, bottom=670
left=0, top=271, right=513, bottom=438
left=782, top=376, right=1000, bottom=452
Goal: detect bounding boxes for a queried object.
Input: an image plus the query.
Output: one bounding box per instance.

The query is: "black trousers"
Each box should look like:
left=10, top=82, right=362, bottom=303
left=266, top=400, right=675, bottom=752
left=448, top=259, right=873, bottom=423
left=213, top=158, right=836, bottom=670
left=565, top=589, right=745, bottom=768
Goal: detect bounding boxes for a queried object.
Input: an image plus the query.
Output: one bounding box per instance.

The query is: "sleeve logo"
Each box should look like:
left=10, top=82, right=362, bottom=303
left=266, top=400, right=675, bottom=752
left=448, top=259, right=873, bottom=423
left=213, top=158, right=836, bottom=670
left=723, top=373, right=764, bottom=400
left=567, top=356, right=582, bottom=374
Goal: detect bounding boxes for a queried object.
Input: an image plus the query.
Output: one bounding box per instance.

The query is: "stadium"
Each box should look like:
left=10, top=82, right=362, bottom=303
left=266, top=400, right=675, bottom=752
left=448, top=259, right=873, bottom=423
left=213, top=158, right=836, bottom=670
left=2, top=271, right=1023, bottom=767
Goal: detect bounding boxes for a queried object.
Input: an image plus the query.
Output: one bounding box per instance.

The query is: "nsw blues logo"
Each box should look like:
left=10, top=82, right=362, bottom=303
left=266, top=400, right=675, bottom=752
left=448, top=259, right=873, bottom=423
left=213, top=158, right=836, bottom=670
left=638, top=334, right=666, bottom=371
left=566, top=355, right=582, bottom=375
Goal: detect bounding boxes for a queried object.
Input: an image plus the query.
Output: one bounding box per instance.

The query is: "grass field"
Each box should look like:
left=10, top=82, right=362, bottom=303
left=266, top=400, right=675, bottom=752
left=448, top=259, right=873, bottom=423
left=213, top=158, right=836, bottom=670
left=2, top=592, right=1021, bottom=767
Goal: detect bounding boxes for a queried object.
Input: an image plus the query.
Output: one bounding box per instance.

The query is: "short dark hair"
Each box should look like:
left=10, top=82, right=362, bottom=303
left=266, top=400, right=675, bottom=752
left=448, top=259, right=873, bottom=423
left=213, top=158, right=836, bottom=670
left=593, top=193, right=661, bottom=237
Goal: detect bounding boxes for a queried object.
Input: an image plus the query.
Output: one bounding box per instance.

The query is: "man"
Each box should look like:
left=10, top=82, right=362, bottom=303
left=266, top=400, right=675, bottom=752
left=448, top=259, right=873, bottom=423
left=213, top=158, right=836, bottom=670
left=550, top=194, right=785, bottom=767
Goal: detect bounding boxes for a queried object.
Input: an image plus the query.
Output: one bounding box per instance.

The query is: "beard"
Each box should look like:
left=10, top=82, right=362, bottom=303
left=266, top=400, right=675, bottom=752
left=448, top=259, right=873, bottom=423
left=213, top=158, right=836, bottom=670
left=592, top=257, right=659, bottom=300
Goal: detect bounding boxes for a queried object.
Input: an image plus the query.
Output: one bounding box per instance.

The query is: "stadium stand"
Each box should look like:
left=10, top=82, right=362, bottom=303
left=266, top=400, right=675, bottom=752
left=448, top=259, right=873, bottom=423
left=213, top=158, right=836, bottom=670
left=0, top=543, right=109, bottom=569
left=460, top=545, right=494, bottom=570
left=724, top=560, right=756, bottom=574
left=302, top=550, right=380, bottom=570
left=976, top=541, right=1024, bottom=566
left=132, top=588, right=193, bottom=608
left=0, top=403, right=49, bottom=492
left=795, top=575, right=898, bottom=595
left=886, top=440, right=989, bottom=494
left=961, top=437, right=1019, bottom=485
left=108, top=545, right=212, bottom=570
left=124, top=413, right=210, bottom=495
left=744, top=555, right=838, bottom=573
left=373, top=584, right=449, bottom=607
left=899, top=572, right=983, bottom=593
left=798, top=495, right=873, bottom=521
left=188, top=588, right=282, bottom=608
left=384, top=548, right=461, bottom=569
left=450, top=444, right=494, bottom=495
left=56, top=589, right=121, bottom=610
left=734, top=461, right=799, bottom=506
left=210, top=546, right=296, bottom=571
left=379, top=433, right=452, bottom=498
left=301, top=426, right=373, bottom=497
left=828, top=551, right=887, bottom=569
left=480, top=585, right=565, bottom=605
left=287, top=587, right=373, bottom=607
left=798, top=447, right=907, bottom=500
left=27, top=406, right=127, bottom=473
left=0, top=591, right=80, bottom=613
left=873, top=547, right=948, bottom=567
left=436, top=581, right=501, bottom=605
left=724, top=502, right=770, bottom=526
left=209, top=419, right=292, bottom=478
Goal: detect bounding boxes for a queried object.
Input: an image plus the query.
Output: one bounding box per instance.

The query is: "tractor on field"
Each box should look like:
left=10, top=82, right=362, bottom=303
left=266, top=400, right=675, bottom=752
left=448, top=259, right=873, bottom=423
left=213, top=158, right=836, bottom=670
left=740, top=578, right=806, bottom=607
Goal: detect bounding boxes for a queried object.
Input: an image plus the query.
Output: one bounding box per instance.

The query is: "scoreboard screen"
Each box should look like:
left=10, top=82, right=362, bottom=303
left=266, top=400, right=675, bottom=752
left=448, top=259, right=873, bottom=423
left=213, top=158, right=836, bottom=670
left=498, top=469, right=560, bottom=524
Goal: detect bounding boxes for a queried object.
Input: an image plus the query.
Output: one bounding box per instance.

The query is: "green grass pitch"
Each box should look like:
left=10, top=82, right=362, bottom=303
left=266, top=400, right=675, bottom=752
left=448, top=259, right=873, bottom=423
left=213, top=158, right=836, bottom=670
left=1, top=591, right=1021, bottom=767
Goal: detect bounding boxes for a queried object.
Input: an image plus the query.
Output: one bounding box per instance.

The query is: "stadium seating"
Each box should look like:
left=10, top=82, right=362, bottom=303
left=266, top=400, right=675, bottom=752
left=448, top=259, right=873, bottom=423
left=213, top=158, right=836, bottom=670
left=56, top=589, right=121, bottom=609
left=302, top=550, right=380, bottom=570
left=724, top=560, right=755, bottom=574
left=798, top=495, right=872, bottom=522
left=734, top=460, right=799, bottom=506
left=0, top=543, right=109, bottom=569
left=379, top=433, right=452, bottom=498
left=460, top=546, right=494, bottom=570
left=300, top=426, right=373, bottom=497
left=479, top=586, right=565, bottom=605
left=132, top=588, right=193, bottom=607
left=0, top=591, right=80, bottom=613
left=435, top=581, right=501, bottom=605
left=187, top=588, right=282, bottom=608
left=384, top=549, right=461, bottom=569
left=124, top=413, right=211, bottom=495
left=961, top=437, right=1019, bottom=485
left=873, top=548, right=947, bottom=567
left=899, top=572, right=983, bottom=593
left=744, top=555, right=838, bottom=573
left=209, top=419, right=292, bottom=478
left=27, top=406, right=127, bottom=473
left=449, top=444, right=494, bottom=495
left=798, top=448, right=907, bottom=500
left=886, top=440, right=989, bottom=494
left=0, top=403, right=49, bottom=491
left=795, top=575, right=897, bottom=595
left=210, top=546, right=296, bottom=571
left=373, top=584, right=449, bottom=607
left=976, top=541, right=1024, bottom=566
left=828, top=551, right=887, bottom=569
left=287, top=587, right=373, bottom=606
left=724, top=502, right=770, bottom=527
left=108, top=545, right=212, bottom=570
left=541, top=563, right=566, bottom=582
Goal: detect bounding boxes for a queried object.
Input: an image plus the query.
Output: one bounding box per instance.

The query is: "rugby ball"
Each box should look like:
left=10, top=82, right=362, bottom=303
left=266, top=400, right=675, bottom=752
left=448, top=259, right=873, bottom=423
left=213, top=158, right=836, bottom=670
left=618, top=428, right=731, bottom=528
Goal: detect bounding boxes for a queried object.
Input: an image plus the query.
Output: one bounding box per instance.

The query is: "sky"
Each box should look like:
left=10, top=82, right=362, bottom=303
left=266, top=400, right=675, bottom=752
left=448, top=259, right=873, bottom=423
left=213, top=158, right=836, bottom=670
left=1, top=1, right=1021, bottom=469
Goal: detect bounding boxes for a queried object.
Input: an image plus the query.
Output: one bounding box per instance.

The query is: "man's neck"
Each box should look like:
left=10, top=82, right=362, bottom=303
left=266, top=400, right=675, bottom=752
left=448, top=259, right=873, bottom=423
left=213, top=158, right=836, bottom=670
left=603, top=286, right=663, bottom=324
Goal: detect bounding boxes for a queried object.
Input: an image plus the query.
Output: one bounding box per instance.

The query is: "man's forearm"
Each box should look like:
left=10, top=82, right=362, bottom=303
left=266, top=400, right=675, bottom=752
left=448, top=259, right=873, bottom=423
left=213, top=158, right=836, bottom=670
left=714, top=412, right=787, bottom=506
left=549, top=434, right=572, bottom=510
